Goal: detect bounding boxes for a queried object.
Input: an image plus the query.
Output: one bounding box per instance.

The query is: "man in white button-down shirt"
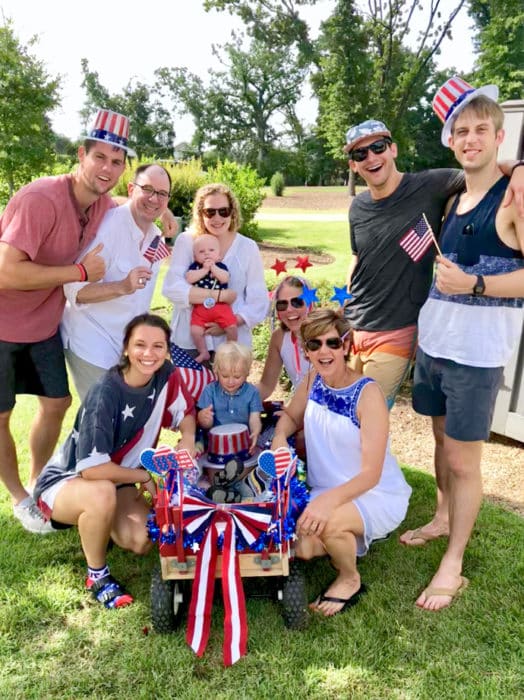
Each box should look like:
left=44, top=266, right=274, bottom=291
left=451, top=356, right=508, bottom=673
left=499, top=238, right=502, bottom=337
left=61, top=164, right=172, bottom=399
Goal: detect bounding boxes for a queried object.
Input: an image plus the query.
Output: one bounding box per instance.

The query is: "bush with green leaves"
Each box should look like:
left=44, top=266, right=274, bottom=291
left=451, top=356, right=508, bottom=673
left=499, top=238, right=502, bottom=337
left=270, top=171, right=285, bottom=196
left=110, top=157, right=206, bottom=224
left=109, top=157, right=265, bottom=239
left=207, top=159, right=266, bottom=240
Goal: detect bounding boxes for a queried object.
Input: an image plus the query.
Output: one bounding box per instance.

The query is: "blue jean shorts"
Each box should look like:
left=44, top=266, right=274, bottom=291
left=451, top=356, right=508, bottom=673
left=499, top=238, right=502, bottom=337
left=412, top=348, right=503, bottom=442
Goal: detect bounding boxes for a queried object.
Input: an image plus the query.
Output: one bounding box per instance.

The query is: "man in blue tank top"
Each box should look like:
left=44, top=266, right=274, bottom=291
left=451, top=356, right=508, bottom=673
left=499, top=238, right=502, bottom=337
left=403, top=77, right=524, bottom=610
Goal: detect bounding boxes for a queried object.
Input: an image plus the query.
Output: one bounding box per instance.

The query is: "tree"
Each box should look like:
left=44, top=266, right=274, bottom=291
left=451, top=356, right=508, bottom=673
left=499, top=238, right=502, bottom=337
left=154, top=67, right=209, bottom=157
left=312, top=0, right=465, bottom=189
left=203, top=0, right=318, bottom=65
left=206, top=0, right=466, bottom=189
left=157, top=36, right=307, bottom=176
left=0, top=20, right=60, bottom=199
left=469, top=0, right=524, bottom=99
left=80, top=60, right=175, bottom=159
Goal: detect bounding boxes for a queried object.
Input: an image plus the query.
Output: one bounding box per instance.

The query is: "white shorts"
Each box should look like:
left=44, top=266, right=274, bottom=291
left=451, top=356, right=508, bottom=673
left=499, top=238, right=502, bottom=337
left=37, top=474, right=78, bottom=518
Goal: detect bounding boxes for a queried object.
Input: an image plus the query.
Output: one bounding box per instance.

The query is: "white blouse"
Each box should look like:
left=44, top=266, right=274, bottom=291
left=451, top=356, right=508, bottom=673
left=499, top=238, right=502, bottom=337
left=162, top=230, right=269, bottom=350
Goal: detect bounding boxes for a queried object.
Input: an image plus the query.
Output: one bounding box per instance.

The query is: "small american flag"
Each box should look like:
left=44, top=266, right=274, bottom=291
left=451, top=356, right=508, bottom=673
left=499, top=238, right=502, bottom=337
left=143, top=235, right=171, bottom=265
left=170, top=343, right=215, bottom=403
left=172, top=448, right=198, bottom=471
left=399, top=217, right=434, bottom=262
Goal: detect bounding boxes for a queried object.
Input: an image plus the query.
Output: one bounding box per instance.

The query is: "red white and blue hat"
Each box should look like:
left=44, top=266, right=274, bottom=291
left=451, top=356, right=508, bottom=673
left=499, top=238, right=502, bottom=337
left=86, top=108, right=136, bottom=157
left=199, top=423, right=261, bottom=469
left=433, top=76, right=499, bottom=146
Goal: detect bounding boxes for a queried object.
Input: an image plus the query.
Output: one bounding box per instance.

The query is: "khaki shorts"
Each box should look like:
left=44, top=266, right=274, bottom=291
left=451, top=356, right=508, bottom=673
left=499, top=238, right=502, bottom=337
left=350, top=325, right=417, bottom=407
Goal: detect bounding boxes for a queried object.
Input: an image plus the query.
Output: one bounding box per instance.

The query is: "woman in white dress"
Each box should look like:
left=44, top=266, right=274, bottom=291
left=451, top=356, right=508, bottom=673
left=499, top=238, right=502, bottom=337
left=162, top=183, right=269, bottom=355
left=272, top=308, right=411, bottom=616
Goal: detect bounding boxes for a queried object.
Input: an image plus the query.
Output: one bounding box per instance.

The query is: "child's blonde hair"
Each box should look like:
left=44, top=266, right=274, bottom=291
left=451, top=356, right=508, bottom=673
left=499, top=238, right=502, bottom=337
left=213, top=341, right=252, bottom=376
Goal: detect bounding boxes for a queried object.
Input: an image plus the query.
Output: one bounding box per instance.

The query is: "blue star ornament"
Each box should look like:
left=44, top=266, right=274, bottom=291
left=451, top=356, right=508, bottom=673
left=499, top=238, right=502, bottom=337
left=330, top=286, right=353, bottom=307
left=298, top=286, right=319, bottom=306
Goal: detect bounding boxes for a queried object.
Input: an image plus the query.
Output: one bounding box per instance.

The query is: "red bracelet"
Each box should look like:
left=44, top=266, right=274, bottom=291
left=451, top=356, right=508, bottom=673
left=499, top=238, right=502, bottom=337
left=75, top=263, right=88, bottom=282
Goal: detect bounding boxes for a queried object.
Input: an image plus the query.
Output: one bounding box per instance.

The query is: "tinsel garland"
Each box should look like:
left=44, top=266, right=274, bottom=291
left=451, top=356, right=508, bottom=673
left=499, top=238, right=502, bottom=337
left=147, top=475, right=309, bottom=552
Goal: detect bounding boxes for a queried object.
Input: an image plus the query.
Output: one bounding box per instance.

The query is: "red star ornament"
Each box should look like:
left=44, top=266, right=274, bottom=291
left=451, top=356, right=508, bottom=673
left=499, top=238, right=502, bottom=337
left=271, top=258, right=288, bottom=275
left=295, top=255, right=312, bottom=273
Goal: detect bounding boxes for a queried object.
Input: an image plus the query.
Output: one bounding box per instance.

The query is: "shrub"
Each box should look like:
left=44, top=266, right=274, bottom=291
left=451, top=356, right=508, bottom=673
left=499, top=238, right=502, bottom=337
left=270, top=171, right=285, bottom=197
left=207, top=160, right=266, bottom=240
left=251, top=319, right=272, bottom=363
left=167, top=159, right=207, bottom=221
left=111, top=157, right=206, bottom=225
left=109, top=157, right=265, bottom=240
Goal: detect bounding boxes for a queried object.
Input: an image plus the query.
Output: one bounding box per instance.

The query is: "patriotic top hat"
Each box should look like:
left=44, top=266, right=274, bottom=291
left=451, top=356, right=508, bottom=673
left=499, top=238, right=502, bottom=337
left=86, top=108, right=136, bottom=157
left=433, top=76, right=499, bottom=146
left=200, top=423, right=260, bottom=469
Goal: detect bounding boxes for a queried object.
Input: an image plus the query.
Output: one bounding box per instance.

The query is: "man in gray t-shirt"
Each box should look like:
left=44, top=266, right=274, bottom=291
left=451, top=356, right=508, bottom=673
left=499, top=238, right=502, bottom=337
left=343, top=119, right=463, bottom=407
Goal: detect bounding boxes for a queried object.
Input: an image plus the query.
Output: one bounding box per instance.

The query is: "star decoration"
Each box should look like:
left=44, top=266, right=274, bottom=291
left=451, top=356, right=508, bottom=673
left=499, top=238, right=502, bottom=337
left=295, top=255, right=312, bottom=273
left=148, top=388, right=156, bottom=401
left=121, top=404, right=135, bottom=421
left=191, top=542, right=201, bottom=553
left=71, top=428, right=79, bottom=442
left=330, top=286, right=353, bottom=307
left=270, top=258, right=287, bottom=275
left=299, top=286, right=319, bottom=306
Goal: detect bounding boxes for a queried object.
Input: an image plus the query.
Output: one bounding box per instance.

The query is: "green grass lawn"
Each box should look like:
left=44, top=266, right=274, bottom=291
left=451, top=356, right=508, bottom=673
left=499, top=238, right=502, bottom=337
left=259, top=220, right=350, bottom=288
left=1, top=199, right=522, bottom=698
left=1, top=402, right=522, bottom=699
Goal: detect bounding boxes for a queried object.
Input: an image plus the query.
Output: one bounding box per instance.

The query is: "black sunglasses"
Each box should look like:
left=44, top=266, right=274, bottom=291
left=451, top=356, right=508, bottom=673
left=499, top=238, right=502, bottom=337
left=349, top=138, right=392, bottom=162
left=202, top=207, right=232, bottom=219
left=305, top=331, right=350, bottom=352
left=275, top=297, right=306, bottom=312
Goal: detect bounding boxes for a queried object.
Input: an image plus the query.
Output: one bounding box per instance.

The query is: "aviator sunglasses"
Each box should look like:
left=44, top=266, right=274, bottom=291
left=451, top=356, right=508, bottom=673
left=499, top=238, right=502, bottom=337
left=202, top=207, right=232, bottom=218
left=305, top=331, right=350, bottom=352
left=275, top=296, right=306, bottom=312
left=349, top=137, right=392, bottom=162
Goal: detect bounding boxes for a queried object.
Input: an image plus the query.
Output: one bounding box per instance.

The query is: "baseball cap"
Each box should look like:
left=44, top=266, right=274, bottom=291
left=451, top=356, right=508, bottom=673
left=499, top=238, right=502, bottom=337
left=343, top=119, right=391, bottom=154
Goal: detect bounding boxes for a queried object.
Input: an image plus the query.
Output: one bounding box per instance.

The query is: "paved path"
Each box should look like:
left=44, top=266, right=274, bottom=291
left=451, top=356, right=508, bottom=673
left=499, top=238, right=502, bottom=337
left=255, top=212, right=347, bottom=222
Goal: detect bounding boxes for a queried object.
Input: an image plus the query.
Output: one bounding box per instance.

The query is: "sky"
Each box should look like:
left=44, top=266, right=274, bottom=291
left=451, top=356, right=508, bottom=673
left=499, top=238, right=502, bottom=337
left=0, top=0, right=476, bottom=144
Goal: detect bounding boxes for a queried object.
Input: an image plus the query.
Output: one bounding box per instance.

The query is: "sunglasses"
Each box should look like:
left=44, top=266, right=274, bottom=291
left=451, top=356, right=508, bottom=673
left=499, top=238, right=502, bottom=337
left=202, top=207, right=232, bottom=219
left=275, top=297, right=306, bottom=312
left=349, top=138, right=392, bottom=162
left=305, top=331, right=350, bottom=352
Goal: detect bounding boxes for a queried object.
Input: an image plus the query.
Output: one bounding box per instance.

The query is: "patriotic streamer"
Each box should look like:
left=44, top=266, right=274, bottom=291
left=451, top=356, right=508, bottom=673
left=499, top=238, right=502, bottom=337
left=184, top=494, right=272, bottom=665
left=183, top=493, right=273, bottom=549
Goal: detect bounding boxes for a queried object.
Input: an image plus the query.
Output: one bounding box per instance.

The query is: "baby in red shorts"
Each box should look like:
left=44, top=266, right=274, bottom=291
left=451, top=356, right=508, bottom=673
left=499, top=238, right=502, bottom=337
left=186, top=233, right=238, bottom=363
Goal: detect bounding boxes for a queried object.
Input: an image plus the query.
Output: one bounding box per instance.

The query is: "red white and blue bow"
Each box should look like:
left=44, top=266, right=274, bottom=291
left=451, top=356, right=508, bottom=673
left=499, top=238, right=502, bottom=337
left=184, top=494, right=273, bottom=666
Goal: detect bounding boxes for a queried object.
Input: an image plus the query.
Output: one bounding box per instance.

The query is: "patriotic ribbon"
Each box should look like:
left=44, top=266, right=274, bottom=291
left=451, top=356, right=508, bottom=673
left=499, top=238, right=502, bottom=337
left=183, top=494, right=273, bottom=666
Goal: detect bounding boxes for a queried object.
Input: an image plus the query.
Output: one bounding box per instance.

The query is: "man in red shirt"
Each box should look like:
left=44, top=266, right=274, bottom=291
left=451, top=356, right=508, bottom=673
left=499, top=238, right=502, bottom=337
left=0, top=109, right=132, bottom=533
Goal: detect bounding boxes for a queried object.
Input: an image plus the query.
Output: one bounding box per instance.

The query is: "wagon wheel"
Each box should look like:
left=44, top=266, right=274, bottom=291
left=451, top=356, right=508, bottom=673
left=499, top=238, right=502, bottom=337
left=150, top=564, right=189, bottom=633
left=280, top=559, right=308, bottom=630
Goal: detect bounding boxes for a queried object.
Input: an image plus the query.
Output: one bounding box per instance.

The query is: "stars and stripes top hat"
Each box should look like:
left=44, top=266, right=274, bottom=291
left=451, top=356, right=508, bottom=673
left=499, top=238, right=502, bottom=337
left=432, top=76, right=499, bottom=147
left=199, top=423, right=260, bottom=469
left=86, top=108, right=137, bottom=157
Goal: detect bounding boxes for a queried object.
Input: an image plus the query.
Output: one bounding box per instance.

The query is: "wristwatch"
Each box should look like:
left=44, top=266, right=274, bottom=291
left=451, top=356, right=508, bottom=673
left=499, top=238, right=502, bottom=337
left=472, top=274, right=485, bottom=296
left=203, top=296, right=216, bottom=309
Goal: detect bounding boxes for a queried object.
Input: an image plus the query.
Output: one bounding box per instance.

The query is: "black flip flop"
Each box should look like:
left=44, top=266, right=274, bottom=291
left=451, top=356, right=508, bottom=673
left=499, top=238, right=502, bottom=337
left=313, top=583, right=367, bottom=615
